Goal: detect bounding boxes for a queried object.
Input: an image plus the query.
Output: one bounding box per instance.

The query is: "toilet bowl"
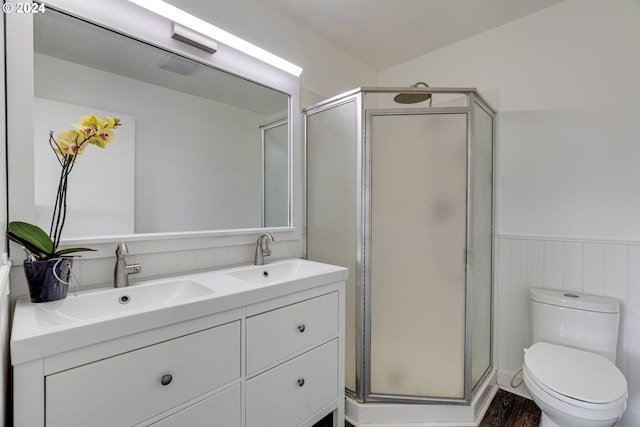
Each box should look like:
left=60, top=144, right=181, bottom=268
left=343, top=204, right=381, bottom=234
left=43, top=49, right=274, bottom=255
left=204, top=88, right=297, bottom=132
left=525, top=288, right=628, bottom=426
left=523, top=342, right=627, bottom=427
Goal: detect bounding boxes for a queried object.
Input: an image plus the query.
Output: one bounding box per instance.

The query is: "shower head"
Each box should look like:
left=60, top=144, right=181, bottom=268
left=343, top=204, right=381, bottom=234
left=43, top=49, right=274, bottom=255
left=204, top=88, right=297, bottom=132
left=393, top=82, right=432, bottom=104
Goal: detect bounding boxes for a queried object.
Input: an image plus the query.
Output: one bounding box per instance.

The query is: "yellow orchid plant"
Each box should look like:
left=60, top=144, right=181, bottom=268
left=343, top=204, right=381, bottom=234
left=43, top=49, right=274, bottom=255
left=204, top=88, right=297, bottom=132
left=8, top=115, right=121, bottom=260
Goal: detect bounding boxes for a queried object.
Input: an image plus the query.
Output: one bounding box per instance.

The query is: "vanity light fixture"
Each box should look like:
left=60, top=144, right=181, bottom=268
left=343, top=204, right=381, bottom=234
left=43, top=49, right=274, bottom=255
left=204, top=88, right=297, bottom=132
left=126, top=0, right=303, bottom=76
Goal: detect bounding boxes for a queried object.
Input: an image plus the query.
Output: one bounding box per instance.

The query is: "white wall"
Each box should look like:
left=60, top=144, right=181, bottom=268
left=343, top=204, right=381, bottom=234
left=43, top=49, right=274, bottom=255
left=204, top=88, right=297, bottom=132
left=379, top=0, right=640, bottom=113
left=0, top=7, right=5, bottom=259
left=0, top=10, right=9, bottom=427
left=379, top=0, right=640, bottom=424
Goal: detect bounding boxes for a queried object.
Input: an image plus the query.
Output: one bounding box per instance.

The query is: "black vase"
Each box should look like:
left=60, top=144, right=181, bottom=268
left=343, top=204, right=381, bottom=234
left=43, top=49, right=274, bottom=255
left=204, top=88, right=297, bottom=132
left=23, top=258, right=71, bottom=303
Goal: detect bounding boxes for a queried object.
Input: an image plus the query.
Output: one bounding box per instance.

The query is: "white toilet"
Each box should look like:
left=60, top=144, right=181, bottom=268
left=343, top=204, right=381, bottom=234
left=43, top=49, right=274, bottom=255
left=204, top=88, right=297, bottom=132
left=523, top=288, right=628, bottom=427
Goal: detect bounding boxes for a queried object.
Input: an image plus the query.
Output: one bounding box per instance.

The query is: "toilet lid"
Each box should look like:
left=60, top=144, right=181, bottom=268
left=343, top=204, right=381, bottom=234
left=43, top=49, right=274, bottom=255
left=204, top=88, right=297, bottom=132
left=525, top=342, right=627, bottom=404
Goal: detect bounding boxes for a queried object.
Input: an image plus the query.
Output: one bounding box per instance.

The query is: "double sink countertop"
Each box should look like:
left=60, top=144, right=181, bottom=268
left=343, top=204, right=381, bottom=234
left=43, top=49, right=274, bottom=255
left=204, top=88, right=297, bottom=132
left=11, top=258, right=348, bottom=365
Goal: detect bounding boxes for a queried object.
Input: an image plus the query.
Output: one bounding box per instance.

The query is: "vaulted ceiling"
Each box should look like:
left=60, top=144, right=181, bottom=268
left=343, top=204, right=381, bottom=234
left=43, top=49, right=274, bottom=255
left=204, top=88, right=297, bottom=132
left=220, top=0, right=567, bottom=71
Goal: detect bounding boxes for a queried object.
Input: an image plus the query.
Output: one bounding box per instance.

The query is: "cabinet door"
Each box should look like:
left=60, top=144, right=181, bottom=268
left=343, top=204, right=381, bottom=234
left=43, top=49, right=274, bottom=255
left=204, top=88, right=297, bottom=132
left=246, top=292, right=338, bottom=374
left=150, top=384, right=241, bottom=427
left=246, top=339, right=338, bottom=427
left=46, top=322, right=240, bottom=427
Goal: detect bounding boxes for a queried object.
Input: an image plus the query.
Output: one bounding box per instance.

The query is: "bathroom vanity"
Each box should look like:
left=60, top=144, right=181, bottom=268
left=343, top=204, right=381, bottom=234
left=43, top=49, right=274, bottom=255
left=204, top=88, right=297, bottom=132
left=11, top=259, right=347, bottom=427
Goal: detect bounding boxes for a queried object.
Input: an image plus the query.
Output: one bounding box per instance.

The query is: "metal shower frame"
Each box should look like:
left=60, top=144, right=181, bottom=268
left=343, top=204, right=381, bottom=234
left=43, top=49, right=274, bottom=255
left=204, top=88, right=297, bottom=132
left=304, top=86, right=498, bottom=406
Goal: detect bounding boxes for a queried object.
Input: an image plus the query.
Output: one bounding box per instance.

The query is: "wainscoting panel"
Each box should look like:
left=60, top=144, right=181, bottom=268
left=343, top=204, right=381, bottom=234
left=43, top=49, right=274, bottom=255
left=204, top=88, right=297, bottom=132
left=0, top=261, right=10, bottom=426
left=497, top=236, right=639, bottom=425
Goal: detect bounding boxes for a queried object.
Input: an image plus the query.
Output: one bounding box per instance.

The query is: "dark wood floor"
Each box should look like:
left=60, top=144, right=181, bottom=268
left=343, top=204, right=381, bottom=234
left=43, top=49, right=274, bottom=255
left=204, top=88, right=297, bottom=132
left=339, top=389, right=540, bottom=427
left=479, top=389, right=541, bottom=427
left=313, top=412, right=333, bottom=427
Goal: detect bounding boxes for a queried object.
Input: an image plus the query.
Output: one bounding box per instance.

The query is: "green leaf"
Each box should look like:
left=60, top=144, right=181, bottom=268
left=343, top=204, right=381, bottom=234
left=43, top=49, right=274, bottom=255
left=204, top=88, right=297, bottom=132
left=55, top=247, right=96, bottom=256
left=7, top=232, right=49, bottom=259
left=8, top=222, right=54, bottom=255
left=8, top=221, right=95, bottom=260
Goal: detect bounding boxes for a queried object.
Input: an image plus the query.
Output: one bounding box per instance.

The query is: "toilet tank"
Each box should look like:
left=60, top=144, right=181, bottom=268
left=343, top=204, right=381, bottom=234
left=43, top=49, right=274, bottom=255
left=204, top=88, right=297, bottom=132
left=529, top=288, right=620, bottom=362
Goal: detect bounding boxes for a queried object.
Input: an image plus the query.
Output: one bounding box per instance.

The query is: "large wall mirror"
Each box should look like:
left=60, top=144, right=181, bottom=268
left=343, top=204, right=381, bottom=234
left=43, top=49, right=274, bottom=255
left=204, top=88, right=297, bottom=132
left=32, top=8, right=291, bottom=239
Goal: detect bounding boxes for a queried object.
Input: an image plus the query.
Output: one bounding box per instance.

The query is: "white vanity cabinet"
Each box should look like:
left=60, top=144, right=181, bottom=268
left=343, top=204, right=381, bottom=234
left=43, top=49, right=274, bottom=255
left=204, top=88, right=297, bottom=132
left=46, top=322, right=241, bottom=427
left=150, top=384, right=242, bottom=427
left=12, top=263, right=346, bottom=427
left=246, top=292, right=340, bottom=427
left=246, top=339, right=338, bottom=426
left=246, top=292, right=339, bottom=374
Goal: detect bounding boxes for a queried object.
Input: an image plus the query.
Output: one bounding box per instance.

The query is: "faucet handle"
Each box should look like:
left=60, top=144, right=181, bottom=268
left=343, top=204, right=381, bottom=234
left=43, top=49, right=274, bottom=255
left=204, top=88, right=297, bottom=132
left=127, top=264, right=142, bottom=275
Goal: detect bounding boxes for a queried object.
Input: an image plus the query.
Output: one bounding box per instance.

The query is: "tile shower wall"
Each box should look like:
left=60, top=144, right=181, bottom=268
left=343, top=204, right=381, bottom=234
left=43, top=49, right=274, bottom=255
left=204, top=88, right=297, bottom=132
left=497, top=235, right=640, bottom=425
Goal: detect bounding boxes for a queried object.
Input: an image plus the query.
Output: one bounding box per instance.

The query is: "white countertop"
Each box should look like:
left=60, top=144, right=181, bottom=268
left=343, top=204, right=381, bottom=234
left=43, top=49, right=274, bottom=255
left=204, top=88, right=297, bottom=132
left=11, top=258, right=348, bottom=365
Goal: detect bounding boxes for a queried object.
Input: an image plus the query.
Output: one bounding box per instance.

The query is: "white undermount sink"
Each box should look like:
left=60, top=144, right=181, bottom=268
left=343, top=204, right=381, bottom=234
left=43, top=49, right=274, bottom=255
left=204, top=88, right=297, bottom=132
left=36, top=279, right=214, bottom=323
left=226, top=260, right=304, bottom=284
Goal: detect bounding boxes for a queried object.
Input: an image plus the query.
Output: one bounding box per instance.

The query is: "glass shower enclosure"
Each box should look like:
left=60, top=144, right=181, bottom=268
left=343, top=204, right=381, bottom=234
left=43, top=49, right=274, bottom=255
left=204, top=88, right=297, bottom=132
left=304, top=87, right=496, bottom=406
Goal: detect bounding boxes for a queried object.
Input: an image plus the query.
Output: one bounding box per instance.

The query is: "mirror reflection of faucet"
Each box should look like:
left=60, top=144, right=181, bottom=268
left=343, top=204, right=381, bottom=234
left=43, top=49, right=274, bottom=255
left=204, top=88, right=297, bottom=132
left=254, top=233, right=275, bottom=266
left=114, top=242, right=142, bottom=288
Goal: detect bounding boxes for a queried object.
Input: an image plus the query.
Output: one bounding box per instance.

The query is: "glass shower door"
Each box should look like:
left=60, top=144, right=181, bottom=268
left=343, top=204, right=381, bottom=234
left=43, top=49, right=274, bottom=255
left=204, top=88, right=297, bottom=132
left=366, top=111, right=468, bottom=400
left=469, top=102, right=494, bottom=390
left=306, top=97, right=360, bottom=393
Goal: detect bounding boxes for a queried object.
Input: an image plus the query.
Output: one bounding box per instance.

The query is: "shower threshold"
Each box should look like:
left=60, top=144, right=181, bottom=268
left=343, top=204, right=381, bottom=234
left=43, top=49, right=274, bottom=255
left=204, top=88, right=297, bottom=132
left=345, top=370, right=497, bottom=427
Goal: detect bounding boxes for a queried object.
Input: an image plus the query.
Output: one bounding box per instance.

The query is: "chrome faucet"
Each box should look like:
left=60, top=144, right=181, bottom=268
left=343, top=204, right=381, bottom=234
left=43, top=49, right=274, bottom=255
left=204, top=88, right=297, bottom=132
left=254, top=233, right=275, bottom=265
left=114, top=242, right=142, bottom=287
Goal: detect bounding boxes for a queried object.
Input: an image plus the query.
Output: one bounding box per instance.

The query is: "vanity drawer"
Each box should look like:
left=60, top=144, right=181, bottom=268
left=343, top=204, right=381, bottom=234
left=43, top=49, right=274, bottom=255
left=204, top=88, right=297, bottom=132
left=246, top=292, right=339, bottom=374
left=45, top=321, right=240, bottom=427
left=246, top=339, right=338, bottom=427
left=151, top=383, right=241, bottom=427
